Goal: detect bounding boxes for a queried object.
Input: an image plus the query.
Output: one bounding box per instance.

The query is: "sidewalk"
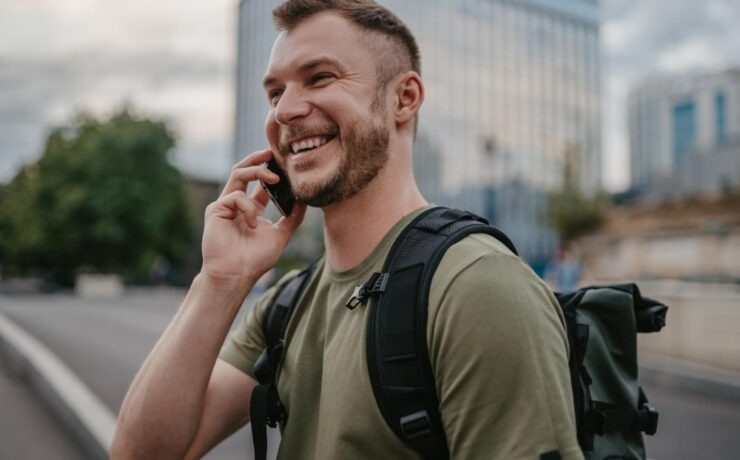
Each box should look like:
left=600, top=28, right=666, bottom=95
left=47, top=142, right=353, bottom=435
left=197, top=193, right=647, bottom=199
left=0, top=352, right=89, bottom=460
left=0, top=310, right=113, bottom=460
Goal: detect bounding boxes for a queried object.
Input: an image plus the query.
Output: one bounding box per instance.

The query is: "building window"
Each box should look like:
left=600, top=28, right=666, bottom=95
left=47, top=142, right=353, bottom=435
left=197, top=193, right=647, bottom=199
left=715, top=92, right=728, bottom=145
left=672, top=100, right=696, bottom=167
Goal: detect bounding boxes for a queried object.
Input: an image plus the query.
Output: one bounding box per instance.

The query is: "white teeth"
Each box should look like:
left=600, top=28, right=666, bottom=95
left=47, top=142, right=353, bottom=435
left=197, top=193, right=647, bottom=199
left=290, top=135, right=331, bottom=154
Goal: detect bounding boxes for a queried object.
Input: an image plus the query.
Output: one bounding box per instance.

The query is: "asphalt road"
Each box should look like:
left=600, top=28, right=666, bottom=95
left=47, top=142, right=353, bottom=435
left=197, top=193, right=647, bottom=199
left=1, top=289, right=739, bottom=459
left=641, top=381, right=740, bottom=459
left=0, top=289, right=279, bottom=460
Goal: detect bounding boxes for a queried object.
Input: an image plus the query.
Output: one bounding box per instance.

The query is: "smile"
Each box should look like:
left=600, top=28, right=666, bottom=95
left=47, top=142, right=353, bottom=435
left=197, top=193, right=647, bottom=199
left=290, top=135, right=336, bottom=154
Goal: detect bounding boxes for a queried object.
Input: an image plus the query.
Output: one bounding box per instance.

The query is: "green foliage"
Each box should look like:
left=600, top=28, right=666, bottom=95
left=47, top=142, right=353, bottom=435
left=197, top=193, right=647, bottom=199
left=547, top=145, right=607, bottom=243
left=0, top=108, right=194, bottom=286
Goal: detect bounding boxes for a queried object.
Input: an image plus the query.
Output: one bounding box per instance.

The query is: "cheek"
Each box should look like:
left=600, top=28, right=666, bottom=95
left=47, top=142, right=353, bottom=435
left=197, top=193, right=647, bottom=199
left=264, top=112, right=279, bottom=146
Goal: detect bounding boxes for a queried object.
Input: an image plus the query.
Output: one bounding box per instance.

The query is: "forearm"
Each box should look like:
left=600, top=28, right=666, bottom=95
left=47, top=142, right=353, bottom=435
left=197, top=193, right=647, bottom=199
left=111, top=273, right=254, bottom=459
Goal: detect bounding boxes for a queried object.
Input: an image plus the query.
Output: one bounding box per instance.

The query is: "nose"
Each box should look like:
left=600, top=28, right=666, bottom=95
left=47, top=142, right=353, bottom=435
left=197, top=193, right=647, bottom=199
left=273, top=86, right=311, bottom=125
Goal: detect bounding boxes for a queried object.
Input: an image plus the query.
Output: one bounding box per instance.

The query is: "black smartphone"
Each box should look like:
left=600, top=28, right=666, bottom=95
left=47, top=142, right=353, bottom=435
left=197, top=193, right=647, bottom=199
left=260, top=158, right=295, bottom=216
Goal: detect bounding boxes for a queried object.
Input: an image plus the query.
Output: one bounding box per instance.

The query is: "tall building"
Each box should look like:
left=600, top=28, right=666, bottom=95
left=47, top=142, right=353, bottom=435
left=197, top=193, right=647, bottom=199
left=628, top=68, right=740, bottom=198
left=235, top=0, right=602, bottom=268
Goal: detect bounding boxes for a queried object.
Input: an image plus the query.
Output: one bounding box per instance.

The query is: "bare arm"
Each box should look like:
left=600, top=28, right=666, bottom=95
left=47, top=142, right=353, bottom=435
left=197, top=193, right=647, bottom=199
left=182, top=360, right=258, bottom=460
left=111, top=149, right=306, bottom=459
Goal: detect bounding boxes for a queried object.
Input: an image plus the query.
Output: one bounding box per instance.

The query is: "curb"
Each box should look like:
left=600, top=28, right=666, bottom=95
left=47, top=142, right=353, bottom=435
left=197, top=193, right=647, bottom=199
left=0, top=312, right=116, bottom=460
left=639, top=351, right=740, bottom=403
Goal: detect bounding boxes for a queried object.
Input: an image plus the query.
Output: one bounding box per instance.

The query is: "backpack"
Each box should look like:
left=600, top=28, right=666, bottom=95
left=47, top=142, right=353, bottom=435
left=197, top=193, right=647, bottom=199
left=250, top=206, right=668, bottom=460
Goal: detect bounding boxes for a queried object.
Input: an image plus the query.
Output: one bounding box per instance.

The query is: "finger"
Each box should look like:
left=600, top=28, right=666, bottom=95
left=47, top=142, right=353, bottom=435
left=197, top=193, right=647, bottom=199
left=220, top=165, right=279, bottom=198
left=215, top=191, right=259, bottom=228
left=231, top=148, right=273, bottom=171
left=275, top=201, right=307, bottom=240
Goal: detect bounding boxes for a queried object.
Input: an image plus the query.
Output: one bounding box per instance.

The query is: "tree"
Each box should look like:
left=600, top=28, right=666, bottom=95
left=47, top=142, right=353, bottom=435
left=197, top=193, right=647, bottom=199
left=0, top=107, right=194, bottom=286
left=547, top=145, right=607, bottom=243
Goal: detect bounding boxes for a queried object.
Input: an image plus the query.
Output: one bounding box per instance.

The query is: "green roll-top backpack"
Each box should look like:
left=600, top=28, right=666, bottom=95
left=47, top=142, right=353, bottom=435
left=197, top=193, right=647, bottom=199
left=250, top=206, right=668, bottom=460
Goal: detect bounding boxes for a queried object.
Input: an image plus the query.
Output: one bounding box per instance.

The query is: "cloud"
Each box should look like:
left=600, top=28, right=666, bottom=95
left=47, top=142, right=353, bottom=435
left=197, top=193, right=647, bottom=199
left=656, top=37, right=725, bottom=72
left=0, top=0, right=237, bottom=183
left=2, top=0, right=740, bottom=191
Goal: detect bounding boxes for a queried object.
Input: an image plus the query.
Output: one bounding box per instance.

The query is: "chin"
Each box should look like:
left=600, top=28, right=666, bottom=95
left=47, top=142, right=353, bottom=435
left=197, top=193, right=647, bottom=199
left=292, top=176, right=332, bottom=201
left=289, top=157, right=338, bottom=188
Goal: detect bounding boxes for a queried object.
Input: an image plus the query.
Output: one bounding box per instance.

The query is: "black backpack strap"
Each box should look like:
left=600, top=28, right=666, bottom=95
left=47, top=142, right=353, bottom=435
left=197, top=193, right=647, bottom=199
left=366, top=207, right=518, bottom=460
left=556, top=288, right=594, bottom=451
left=250, top=263, right=317, bottom=460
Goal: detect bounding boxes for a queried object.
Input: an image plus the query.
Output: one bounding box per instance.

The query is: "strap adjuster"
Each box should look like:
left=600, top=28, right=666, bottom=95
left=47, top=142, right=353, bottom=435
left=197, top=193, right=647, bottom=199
left=345, top=272, right=389, bottom=310
left=400, top=410, right=433, bottom=440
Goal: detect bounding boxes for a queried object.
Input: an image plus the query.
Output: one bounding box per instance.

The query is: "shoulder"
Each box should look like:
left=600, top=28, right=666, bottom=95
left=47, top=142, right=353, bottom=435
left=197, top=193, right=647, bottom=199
left=429, top=232, right=550, bottom=314
left=425, top=234, right=578, bottom=457
left=427, top=232, right=567, bottom=355
left=218, top=265, right=319, bottom=377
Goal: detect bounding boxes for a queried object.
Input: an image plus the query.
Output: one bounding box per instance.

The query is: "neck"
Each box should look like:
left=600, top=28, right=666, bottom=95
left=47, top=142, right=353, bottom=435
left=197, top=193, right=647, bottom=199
left=321, top=160, right=427, bottom=272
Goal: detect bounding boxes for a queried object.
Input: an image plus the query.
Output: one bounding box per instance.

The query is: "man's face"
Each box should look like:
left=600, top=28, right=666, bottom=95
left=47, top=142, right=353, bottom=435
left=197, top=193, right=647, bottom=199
left=262, top=12, right=391, bottom=207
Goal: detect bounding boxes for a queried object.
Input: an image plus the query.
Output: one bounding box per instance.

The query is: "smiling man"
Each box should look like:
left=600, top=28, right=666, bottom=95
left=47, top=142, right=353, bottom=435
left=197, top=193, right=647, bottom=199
left=111, top=1, right=582, bottom=459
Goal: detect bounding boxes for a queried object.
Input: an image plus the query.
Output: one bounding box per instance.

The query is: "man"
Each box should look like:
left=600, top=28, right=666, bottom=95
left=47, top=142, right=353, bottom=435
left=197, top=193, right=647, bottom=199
left=111, top=1, right=582, bottom=459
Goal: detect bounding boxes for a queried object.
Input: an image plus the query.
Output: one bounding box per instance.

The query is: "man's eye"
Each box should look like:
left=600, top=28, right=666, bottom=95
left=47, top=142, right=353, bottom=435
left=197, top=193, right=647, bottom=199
left=268, top=90, right=283, bottom=105
left=310, top=73, right=334, bottom=84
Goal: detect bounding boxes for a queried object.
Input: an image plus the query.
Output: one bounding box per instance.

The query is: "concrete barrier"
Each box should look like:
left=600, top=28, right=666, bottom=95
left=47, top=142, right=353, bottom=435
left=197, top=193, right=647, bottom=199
left=75, top=274, right=124, bottom=299
left=0, top=312, right=116, bottom=460
left=636, top=280, right=740, bottom=373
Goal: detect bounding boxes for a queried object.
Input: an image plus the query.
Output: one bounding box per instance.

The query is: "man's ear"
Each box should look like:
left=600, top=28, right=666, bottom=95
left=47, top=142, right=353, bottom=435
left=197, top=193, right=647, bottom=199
left=393, top=71, right=424, bottom=126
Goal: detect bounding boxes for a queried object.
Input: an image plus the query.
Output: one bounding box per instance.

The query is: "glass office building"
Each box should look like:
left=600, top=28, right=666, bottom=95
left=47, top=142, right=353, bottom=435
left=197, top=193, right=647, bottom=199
left=235, top=0, right=602, bottom=267
left=629, top=68, right=740, bottom=195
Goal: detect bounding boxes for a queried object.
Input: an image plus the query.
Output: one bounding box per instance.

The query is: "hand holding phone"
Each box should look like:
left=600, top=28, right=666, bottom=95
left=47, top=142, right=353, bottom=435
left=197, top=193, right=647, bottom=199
left=201, top=149, right=304, bottom=288
left=260, top=158, right=295, bottom=216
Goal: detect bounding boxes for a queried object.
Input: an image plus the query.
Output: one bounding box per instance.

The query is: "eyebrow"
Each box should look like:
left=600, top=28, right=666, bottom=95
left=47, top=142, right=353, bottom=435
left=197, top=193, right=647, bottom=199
left=262, top=56, right=344, bottom=89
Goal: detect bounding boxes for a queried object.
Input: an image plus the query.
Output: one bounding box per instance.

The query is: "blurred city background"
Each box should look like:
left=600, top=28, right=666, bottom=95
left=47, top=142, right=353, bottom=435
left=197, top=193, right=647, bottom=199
left=0, top=0, right=739, bottom=459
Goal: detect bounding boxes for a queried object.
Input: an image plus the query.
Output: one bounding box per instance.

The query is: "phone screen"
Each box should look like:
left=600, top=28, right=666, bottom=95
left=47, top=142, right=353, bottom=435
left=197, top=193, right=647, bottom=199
left=260, top=158, right=295, bottom=216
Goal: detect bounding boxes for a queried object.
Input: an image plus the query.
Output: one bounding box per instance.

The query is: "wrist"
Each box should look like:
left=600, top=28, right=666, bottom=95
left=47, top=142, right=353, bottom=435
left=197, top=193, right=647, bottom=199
left=193, top=271, right=256, bottom=298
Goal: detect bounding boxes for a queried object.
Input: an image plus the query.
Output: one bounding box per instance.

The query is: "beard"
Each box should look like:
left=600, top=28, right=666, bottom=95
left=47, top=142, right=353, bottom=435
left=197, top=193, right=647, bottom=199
left=279, top=102, right=390, bottom=208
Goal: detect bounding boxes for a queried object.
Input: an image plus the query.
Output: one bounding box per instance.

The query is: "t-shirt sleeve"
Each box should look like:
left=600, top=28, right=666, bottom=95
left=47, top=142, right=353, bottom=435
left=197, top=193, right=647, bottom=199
left=427, top=236, right=583, bottom=460
left=218, top=271, right=299, bottom=379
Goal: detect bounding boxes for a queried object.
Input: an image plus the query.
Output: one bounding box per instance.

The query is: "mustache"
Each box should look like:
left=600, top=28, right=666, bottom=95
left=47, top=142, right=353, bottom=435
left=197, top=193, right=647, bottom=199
left=278, top=123, right=340, bottom=152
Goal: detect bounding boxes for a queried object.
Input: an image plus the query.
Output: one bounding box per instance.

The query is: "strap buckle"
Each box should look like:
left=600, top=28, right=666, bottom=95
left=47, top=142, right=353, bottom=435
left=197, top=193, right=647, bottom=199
left=345, top=272, right=389, bottom=310
left=400, top=410, right=433, bottom=440
left=585, top=404, right=659, bottom=436
left=264, top=385, right=287, bottom=428
left=635, top=404, right=658, bottom=435
left=585, top=409, right=607, bottom=435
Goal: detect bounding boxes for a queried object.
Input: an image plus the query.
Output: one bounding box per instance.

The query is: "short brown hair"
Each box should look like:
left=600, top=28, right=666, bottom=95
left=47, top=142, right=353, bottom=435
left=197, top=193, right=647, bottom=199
left=273, top=0, right=421, bottom=89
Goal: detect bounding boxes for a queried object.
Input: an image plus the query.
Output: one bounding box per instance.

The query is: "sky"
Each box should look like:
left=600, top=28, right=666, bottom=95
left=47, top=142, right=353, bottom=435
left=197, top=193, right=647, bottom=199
left=1, top=0, right=739, bottom=192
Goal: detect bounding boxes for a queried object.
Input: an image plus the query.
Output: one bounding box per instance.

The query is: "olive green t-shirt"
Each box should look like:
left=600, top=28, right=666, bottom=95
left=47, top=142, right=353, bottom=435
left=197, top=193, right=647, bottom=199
left=220, top=206, right=583, bottom=460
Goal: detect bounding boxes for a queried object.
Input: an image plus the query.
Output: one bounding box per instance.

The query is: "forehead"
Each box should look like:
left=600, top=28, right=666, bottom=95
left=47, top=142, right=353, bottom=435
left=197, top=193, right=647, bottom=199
left=265, top=12, right=376, bottom=82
